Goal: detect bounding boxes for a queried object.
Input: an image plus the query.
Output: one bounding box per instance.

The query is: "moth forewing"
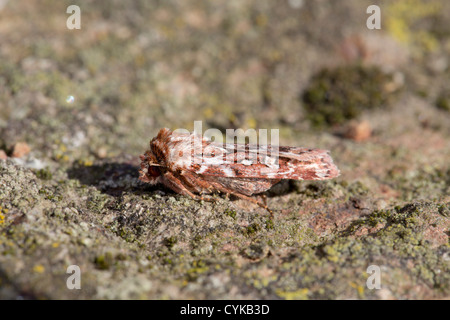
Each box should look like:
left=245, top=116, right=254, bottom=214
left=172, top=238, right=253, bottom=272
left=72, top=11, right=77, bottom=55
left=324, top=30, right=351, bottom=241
left=186, top=142, right=340, bottom=181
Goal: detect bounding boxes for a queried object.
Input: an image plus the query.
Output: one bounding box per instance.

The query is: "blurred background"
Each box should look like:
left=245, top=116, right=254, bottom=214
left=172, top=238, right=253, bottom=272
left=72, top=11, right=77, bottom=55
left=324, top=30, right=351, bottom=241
left=0, top=0, right=448, bottom=299
left=0, top=0, right=448, bottom=160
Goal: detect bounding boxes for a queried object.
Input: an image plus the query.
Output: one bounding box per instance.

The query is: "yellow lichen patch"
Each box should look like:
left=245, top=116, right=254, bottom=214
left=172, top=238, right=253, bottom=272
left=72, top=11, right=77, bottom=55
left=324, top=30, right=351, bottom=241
left=386, top=0, right=441, bottom=52
left=83, top=160, right=93, bottom=167
left=276, top=288, right=309, bottom=300
left=246, top=118, right=257, bottom=129
left=255, top=14, right=267, bottom=27
left=350, top=282, right=365, bottom=299
left=187, top=266, right=209, bottom=274
left=203, top=108, right=214, bottom=119
left=33, top=264, right=45, bottom=274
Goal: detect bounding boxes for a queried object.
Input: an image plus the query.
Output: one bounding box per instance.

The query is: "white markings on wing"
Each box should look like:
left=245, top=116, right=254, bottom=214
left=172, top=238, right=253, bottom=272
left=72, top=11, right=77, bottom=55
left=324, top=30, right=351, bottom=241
left=221, top=167, right=235, bottom=177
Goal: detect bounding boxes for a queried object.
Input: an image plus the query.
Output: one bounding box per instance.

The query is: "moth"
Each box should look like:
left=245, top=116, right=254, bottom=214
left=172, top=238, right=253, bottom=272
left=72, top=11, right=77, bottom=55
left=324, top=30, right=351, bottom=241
left=139, top=128, right=340, bottom=215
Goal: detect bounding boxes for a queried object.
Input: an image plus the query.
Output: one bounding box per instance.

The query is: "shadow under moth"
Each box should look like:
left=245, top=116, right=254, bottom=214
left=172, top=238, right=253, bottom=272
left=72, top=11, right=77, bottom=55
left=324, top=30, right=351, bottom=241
left=139, top=128, right=340, bottom=216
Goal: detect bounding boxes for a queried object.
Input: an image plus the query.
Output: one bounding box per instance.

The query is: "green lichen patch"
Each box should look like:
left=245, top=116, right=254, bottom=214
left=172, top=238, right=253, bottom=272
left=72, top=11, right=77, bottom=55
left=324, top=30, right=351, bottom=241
left=94, top=252, right=115, bottom=270
left=387, top=166, right=450, bottom=202
left=34, top=167, right=53, bottom=181
left=0, top=161, right=42, bottom=210
left=264, top=202, right=450, bottom=299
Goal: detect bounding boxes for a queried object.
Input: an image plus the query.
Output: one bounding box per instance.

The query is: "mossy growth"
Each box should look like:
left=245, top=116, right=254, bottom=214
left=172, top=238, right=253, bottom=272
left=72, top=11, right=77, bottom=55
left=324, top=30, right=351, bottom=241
left=436, top=92, right=449, bottom=112
left=225, top=208, right=237, bottom=220
left=164, top=236, right=178, bottom=249
left=302, top=65, right=398, bottom=127
left=245, top=223, right=261, bottom=236
left=34, top=168, right=53, bottom=180
left=94, top=252, right=114, bottom=270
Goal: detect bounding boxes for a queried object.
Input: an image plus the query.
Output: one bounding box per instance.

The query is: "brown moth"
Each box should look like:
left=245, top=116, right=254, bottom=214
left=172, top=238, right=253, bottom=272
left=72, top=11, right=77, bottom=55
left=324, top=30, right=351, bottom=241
left=139, top=128, right=340, bottom=215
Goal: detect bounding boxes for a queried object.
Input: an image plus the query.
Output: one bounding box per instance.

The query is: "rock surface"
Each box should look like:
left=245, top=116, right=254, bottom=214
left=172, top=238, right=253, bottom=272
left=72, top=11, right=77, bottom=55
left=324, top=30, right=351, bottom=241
left=0, top=0, right=449, bottom=299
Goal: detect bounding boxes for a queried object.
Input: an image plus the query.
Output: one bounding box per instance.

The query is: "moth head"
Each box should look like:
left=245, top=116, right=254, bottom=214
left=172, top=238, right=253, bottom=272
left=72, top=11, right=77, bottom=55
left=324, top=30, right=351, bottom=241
left=139, top=151, right=162, bottom=184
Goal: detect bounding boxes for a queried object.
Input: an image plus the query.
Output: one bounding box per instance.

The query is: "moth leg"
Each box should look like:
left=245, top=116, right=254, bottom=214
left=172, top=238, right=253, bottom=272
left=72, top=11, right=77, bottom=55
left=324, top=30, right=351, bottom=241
left=260, top=194, right=268, bottom=207
left=162, top=172, right=216, bottom=202
left=175, top=171, right=224, bottom=203
left=176, top=170, right=215, bottom=195
left=209, top=183, right=274, bottom=218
